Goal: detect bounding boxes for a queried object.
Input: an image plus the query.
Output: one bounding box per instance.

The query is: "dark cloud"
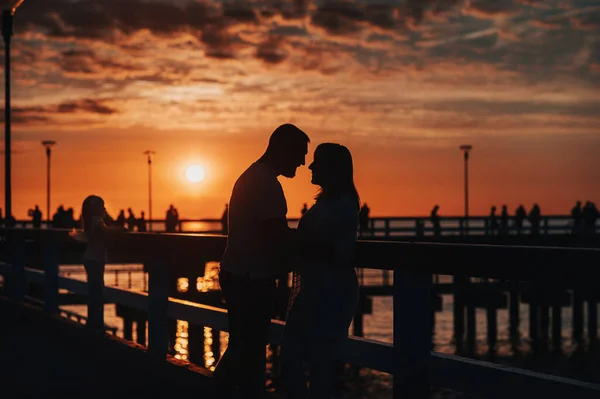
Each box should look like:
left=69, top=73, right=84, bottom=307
left=0, top=98, right=118, bottom=125
left=256, top=36, right=288, bottom=64
left=57, top=99, right=118, bottom=115
left=463, top=0, right=523, bottom=18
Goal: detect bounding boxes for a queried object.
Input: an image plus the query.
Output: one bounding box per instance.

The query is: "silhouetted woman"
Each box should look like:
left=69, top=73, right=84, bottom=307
left=79, top=195, right=109, bottom=331
left=283, top=143, right=360, bottom=399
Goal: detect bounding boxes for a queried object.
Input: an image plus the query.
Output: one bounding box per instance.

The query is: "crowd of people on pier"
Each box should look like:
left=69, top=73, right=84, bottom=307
left=0, top=198, right=597, bottom=239
left=427, top=201, right=598, bottom=237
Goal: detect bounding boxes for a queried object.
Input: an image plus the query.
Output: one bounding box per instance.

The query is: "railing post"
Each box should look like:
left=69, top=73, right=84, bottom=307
left=147, top=260, right=169, bottom=358
left=43, top=242, right=59, bottom=314
left=8, top=236, right=25, bottom=301
left=393, top=268, right=432, bottom=398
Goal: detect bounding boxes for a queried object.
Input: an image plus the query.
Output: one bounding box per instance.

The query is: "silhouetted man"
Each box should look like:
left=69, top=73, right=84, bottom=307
left=583, top=201, right=598, bottom=236
left=514, top=205, right=527, bottom=235
left=115, top=210, right=126, bottom=229
left=127, top=208, right=136, bottom=231
left=529, top=204, right=541, bottom=235
left=31, top=205, right=42, bottom=228
left=500, top=205, right=509, bottom=235
left=138, top=212, right=147, bottom=232
left=214, top=124, right=309, bottom=398
left=430, top=205, right=441, bottom=238
left=489, top=206, right=499, bottom=236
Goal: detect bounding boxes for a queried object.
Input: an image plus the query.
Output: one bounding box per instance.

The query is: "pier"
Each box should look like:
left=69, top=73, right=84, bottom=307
left=1, top=227, right=600, bottom=398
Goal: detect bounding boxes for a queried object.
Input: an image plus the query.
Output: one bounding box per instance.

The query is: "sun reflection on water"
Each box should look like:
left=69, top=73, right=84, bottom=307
left=197, top=261, right=221, bottom=292
left=174, top=320, right=189, bottom=361
left=177, top=277, right=189, bottom=292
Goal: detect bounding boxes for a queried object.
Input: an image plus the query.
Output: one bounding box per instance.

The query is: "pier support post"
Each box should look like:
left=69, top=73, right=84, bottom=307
left=148, top=261, right=169, bottom=358
left=123, top=314, right=133, bottom=341
left=551, top=304, right=562, bottom=352
left=572, top=290, right=584, bottom=347
left=509, top=283, right=520, bottom=351
left=7, top=235, right=25, bottom=301
left=188, top=323, right=205, bottom=366
left=466, top=280, right=476, bottom=355
left=393, top=268, right=432, bottom=399
left=588, top=298, right=598, bottom=348
left=43, top=242, right=59, bottom=314
left=453, top=275, right=466, bottom=354
left=135, top=313, right=147, bottom=345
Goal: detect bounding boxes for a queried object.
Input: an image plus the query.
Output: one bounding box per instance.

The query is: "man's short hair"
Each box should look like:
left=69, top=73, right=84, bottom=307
left=268, top=124, right=310, bottom=150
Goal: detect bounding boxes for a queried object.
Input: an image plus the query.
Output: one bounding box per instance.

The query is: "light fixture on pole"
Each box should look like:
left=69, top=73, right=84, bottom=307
left=42, top=140, right=56, bottom=225
left=2, top=0, right=25, bottom=221
left=459, top=144, right=473, bottom=234
left=143, top=150, right=155, bottom=231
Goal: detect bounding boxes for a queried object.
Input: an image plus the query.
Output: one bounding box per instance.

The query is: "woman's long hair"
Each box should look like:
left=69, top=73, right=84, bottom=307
left=81, top=195, right=105, bottom=239
left=314, top=143, right=360, bottom=210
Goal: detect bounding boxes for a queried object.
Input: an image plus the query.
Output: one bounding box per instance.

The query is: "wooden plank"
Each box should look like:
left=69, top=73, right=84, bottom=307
left=430, top=353, right=600, bottom=399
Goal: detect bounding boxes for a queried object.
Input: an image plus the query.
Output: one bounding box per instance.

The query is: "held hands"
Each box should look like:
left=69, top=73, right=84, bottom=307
left=69, top=228, right=88, bottom=243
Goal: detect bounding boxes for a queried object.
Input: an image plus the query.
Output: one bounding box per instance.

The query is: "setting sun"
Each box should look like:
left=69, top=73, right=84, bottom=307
left=185, top=165, right=205, bottom=183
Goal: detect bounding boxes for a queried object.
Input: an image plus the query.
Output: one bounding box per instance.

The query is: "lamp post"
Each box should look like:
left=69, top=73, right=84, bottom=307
left=459, top=145, right=473, bottom=234
left=42, top=140, right=56, bottom=224
left=143, top=150, right=155, bottom=231
left=2, top=0, right=24, bottom=221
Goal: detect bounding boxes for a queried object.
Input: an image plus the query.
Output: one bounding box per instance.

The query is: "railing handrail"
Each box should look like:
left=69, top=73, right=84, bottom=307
left=9, top=214, right=588, bottom=222
left=1, top=228, right=599, bottom=286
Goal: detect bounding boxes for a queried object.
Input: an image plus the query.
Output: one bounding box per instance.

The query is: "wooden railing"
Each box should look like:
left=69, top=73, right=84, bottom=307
left=0, top=228, right=599, bottom=398
left=11, top=214, right=599, bottom=237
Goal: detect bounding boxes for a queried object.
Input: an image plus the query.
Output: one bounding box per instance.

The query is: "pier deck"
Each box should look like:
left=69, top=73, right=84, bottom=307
left=0, top=297, right=216, bottom=398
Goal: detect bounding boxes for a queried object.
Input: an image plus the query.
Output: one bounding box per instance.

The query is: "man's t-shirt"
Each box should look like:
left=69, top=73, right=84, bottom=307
left=220, top=162, right=288, bottom=279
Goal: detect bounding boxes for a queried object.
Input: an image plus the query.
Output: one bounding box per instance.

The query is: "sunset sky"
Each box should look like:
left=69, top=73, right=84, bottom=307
left=1, top=0, right=599, bottom=219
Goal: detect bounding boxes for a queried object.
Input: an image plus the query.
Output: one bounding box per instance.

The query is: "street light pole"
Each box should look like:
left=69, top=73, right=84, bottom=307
left=459, top=145, right=473, bottom=234
left=2, top=0, right=25, bottom=221
left=143, top=150, right=155, bottom=231
left=42, top=141, right=56, bottom=224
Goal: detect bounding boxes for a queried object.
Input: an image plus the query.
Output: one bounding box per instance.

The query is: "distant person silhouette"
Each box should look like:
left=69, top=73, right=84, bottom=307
left=528, top=204, right=541, bottom=235
left=214, top=123, right=309, bottom=399
left=4, top=212, right=16, bottom=228
left=283, top=143, right=360, bottom=399
left=430, top=205, right=441, bottom=237
left=52, top=205, right=66, bottom=228
left=126, top=208, right=137, bottom=231
left=221, top=204, right=229, bottom=235
left=489, top=206, right=499, bottom=236
left=301, top=203, right=308, bottom=215
left=138, top=212, right=147, bottom=232
left=30, top=205, right=42, bottom=228
left=583, top=201, right=598, bottom=235
left=66, top=207, right=76, bottom=228
left=514, top=205, right=527, bottom=235
left=500, top=205, right=509, bottom=235
left=165, top=204, right=179, bottom=232
left=115, top=210, right=126, bottom=229
left=571, top=201, right=583, bottom=235
left=358, top=203, right=370, bottom=237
